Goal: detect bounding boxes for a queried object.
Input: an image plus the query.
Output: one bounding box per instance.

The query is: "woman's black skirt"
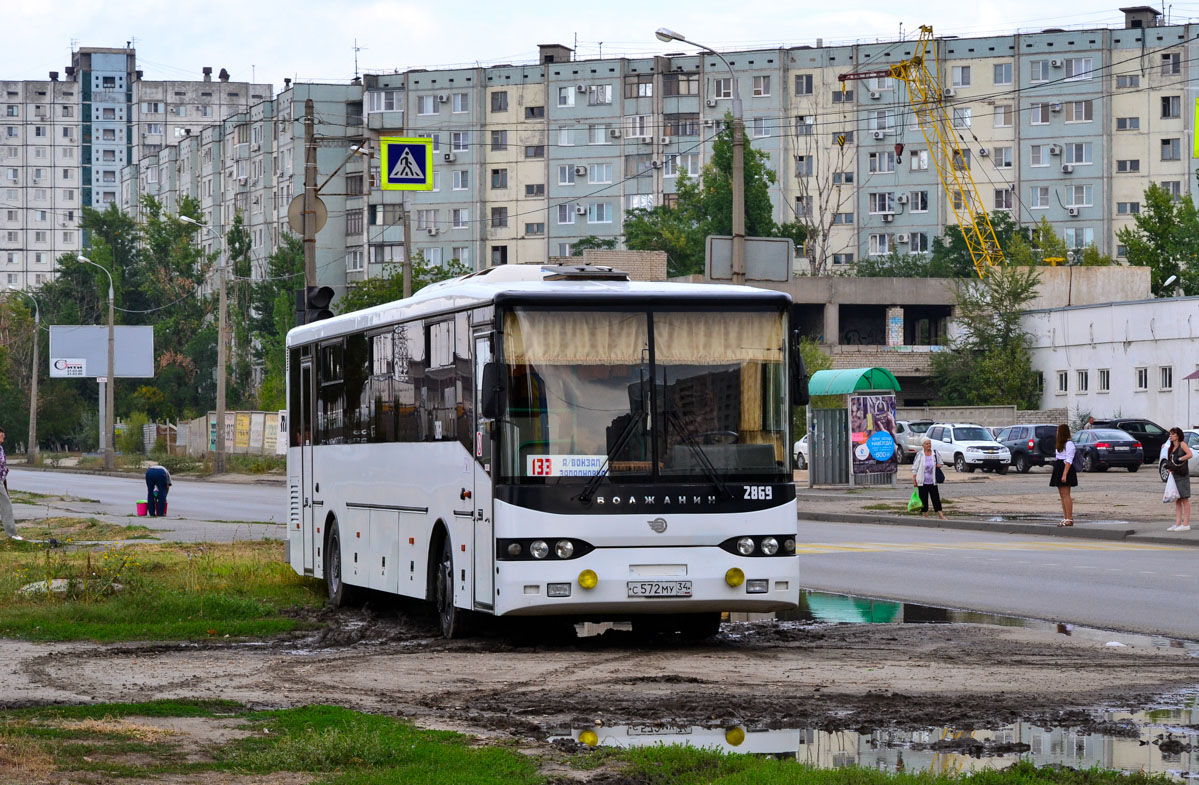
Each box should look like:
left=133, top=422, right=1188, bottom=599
left=1049, top=458, right=1078, bottom=487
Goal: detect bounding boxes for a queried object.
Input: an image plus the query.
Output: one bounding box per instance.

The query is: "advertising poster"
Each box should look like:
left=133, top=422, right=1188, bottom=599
left=235, top=413, right=252, bottom=450
left=848, top=394, right=898, bottom=476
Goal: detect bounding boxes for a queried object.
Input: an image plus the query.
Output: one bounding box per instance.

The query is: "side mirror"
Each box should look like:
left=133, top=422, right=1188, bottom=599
left=790, top=330, right=810, bottom=407
left=480, top=361, right=503, bottom=420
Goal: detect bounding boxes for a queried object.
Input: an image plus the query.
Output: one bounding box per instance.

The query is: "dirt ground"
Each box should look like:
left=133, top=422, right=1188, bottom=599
left=3, top=607, right=1196, bottom=736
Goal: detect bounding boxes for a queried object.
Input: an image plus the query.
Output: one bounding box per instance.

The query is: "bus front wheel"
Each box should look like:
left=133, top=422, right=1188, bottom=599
left=435, top=538, right=469, bottom=639
left=324, top=519, right=357, bottom=607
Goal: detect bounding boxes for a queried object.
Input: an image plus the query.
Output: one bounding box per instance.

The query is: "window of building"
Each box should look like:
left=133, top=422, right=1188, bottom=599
left=868, top=233, right=891, bottom=256
left=833, top=171, right=854, bottom=184
left=417, top=95, right=436, bottom=115
left=1065, top=142, right=1092, bottom=165
left=557, top=86, right=575, bottom=107
left=1116, top=74, right=1140, bottom=88
left=1161, top=180, right=1182, bottom=198
left=1116, top=116, right=1140, bottom=131
left=588, top=163, right=612, bottom=184
left=990, top=146, right=1011, bottom=168
left=1117, top=201, right=1141, bottom=214
left=1098, top=368, right=1110, bottom=392
left=714, top=78, right=732, bottom=99
left=490, top=207, right=508, bottom=228
left=490, top=168, right=507, bottom=189
left=1162, top=95, right=1181, bottom=118
left=1056, top=371, right=1068, bottom=393
left=587, top=84, right=612, bottom=105
left=832, top=253, right=854, bottom=265
left=1031, top=186, right=1050, bottom=208
left=994, top=188, right=1013, bottom=210
left=1030, top=103, right=1049, bottom=124
left=557, top=204, right=574, bottom=224
left=1161, top=366, right=1174, bottom=391
left=367, top=90, right=398, bottom=112
left=588, top=202, right=612, bottom=223
left=490, top=246, right=507, bottom=265
left=1030, top=144, right=1050, bottom=167
left=664, top=73, right=699, bottom=96
left=525, top=183, right=545, bottom=197
left=490, top=91, right=508, bottom=112
left=558, top=127, right=574, bottom=147
left=832, top=213, right=853, bottom=224
left=868, top=192, right=894, bottom=214
left=993, top=63, right=1012, bottom=85
left=524, top=145, right=545, bottom=158
left=1065, top=57, right=1093, bottom=80
left=951, top=66, right=971, bottom=87
left=490, top=130, right=507, bottom=151
left=1030, top=60, right=1050, bottom=82
left=452, top=170, right=469, bottom=190
left=451, top=132, right=468, bottom=152
left=795, top=155, right=813, bottom=176
left=794, top=74, right=813, bottom=95
left=1136, top=367, right=1148, bottom=390
left=752, top=117, right=771, bottom=137
left=1116, top=159, right=1140, bottom=173
left=415, top=209, right=438, bottom=230
left=993, top=105, right=1012, bottom=127
left=1066, top=100, right=1093, bottom=123
left=525, top=222, right=545, bottom=236
left=832, top=130, right=854, bottom=145
left=908, top=150, right=928, bottom=171
left=952, top=108, right=971, bottom=129
left=752, top=75, right=771, bottom=96
left=868, top=151, right=896, bottom=173
left=666, top=114, right=699, bottom=137
left=452, top=209, right=469, bottom=228
left=663, top=153, right=700, bottom=177
left=1065, top=185, right=1093, bottom=207
left=625, top=74, right=653, bottom=98
left=558, top=164, right=575, bottom=185
left=451, top=93, right=469, bottom=113
left=1162, top=52, right=1181, bottom=75
left=1076, top=370, right=1089, bottom=393
left=525, top=105, right=545, bottom=119
left=1162, top=138, right=1181, bottom=160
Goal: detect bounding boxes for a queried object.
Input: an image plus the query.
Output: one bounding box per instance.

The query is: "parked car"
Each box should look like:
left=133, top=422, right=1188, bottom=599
left=925, top=423, right=1012, bottom=473
left=894, top=420, right=933, bottom=464
left=1091, top=418, right=1168, bottom=464
left=1073, top=428, right=1144, bottom=472
left=995, top=423, right=1059, bottom=473
left=793, top=434, right=809, bottom=470
left=1158, top=429, right=1199, bottom=482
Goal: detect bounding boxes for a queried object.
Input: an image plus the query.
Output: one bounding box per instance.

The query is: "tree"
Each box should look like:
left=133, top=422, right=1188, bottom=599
left=570, top=236, right=619, bottom=255
left=855, top=251, right=957, bottom=278
left=930, top=211, right=1028, bottom=277
left=337, top=256, right=472, bottom=314
left=251, top=235, right=305, bottom=411
left=625, top=115, right=800, bottom=277
left=793, top=338, right=833, bottom=437
left=789, top=123, right=856, bottom=275
left=1116, top=183, right=1199, bottom=295
left=930, top=264, right=1042, bottom=409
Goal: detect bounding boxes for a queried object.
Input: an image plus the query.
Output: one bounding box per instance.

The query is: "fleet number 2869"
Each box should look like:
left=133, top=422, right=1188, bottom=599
left=743, top=485, right=773, bottom=500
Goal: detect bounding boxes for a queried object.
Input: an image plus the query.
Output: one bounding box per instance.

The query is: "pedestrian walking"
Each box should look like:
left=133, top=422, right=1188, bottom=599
left=911, top=437, right=946, bottom=520
left=144, top=464, right=172, bottom=517
left=1165, top=427, right=1192, bottom=532
left=0, top=426, right=22, bottom=540
left=1085, top=416, right=1095, bottom=430
left=1051, top=423, right=1078, bottom=527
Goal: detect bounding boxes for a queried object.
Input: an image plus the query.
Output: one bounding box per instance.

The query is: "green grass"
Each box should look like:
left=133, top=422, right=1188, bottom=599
left=0, top=701, right=1180, bottom=785
left=0, top=540, right=325, bottom=642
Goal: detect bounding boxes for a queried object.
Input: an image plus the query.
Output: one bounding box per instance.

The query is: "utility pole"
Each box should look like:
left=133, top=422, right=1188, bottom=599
left=215, top=253, right=227, bottom=474
left=26, top=300, right=38, bottom=463
left=303, top=98, right=317, bottom=285
left=78, top=255, right=115, bottom=470
left=402, top=196, right=413, bottom=298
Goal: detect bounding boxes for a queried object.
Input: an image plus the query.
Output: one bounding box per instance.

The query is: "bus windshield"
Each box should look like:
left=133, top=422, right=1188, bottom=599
left=499, top=307, right=788, bottom=483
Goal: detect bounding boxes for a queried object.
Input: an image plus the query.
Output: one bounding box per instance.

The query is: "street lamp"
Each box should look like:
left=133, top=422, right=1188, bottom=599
left=6, top=288, right=40, bottom=463
left=656, top=27, right=746, bottom=284
left=77, top=255, right=116, bottom=471
left=179, top=215, right=228, bottom=474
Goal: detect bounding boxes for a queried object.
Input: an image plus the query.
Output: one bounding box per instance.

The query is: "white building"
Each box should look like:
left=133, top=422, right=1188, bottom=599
left=1025, top=296, right=1199, bottom=429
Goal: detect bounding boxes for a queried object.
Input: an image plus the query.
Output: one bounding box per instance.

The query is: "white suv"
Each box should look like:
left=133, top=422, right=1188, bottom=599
left=925, top=423, right=1012, bottom=474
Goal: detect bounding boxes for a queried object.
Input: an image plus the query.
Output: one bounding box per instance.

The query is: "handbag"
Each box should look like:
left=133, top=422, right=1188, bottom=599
left=1164, top=473, right=1180, bottom=503
left=908, top=488, right=923, bottom=512
left=935, top=466, right=946, bottom=484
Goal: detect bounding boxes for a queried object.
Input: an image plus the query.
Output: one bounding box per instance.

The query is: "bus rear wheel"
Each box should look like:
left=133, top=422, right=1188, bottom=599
left=324, top=519, right=357, bottom=607
left=435, top=537, right=469, bottom=639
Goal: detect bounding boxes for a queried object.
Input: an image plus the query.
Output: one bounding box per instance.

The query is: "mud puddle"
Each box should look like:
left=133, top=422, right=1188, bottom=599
left=546, top=696, right=1199, bottom=779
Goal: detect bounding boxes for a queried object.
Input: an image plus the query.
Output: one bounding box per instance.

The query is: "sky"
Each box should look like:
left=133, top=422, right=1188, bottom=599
left=3, top=0, right=1198, bottom=92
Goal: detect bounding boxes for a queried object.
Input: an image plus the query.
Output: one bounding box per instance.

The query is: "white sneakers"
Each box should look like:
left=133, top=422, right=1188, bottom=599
left=1167, top=525, right=1191, bottom=532
left=8, top=534, right=22, bottom=541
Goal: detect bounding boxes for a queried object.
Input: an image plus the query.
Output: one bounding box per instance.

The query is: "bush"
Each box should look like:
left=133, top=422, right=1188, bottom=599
left=118, top=412, right=151, bottom=455
left=157, top=454, right=203, bottom=474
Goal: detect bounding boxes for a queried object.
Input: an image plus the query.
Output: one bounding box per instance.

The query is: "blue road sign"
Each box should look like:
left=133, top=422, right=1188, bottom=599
left=380, top=137, right=433, bottom=191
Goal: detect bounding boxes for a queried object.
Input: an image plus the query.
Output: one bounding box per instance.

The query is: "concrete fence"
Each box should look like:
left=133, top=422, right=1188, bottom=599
left=896, top=406, right=1069, bottom=427
left=176, top=411, right=284, bottom=458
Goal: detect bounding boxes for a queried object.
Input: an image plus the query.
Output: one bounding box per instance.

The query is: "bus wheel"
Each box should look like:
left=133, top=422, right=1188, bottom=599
left=324, top=519, right=356, bottom=607
left=435, top=538, right=469, bottom=639
left=678, top=613, right=722, bottom=641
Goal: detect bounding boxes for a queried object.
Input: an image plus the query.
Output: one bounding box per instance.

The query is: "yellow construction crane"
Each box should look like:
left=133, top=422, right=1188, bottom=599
left=839, top=25, right=1004, bottom=277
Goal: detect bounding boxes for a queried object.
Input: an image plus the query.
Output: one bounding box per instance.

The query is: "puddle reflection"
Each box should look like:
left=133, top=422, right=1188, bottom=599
left=549, top=704, right=1199, bottom=779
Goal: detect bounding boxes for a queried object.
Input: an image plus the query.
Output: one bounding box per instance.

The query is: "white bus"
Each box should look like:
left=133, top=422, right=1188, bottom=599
left=285, top=263, right=808, bottom=638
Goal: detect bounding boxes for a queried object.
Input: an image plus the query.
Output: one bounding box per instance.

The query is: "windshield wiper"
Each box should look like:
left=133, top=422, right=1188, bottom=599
left=665, top=409, right=733, bottom=499
left=574, top=408, right=647, bottom=506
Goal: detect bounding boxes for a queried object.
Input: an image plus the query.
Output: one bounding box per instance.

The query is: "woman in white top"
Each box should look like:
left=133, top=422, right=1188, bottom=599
left=1050, top=423, right=1078, bottom=527
left=910, top=438, right=946, bottom=520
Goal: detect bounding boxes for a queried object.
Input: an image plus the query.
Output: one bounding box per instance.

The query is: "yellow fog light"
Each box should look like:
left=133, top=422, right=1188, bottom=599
left=725, top=726, right=746, bottom=746
left=578, top=569, right=599, bottom=590
left=579, top=729, right=599, bottom=746
left=725, top=567, right=745, bottom=587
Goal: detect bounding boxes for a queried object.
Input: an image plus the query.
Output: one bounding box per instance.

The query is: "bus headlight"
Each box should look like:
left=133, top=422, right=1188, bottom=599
left=506, top=542, right=522, bottom=557
left=725, top=567, right=745, bottom=587
left=783, top=538, right=796, bottom=554
left=555, top=539, right=575, bottom=559
left=760, top=536, right=779, bottom=556
left=578, top=569, right=598, bottom=589
left=736, top=537, right=755, bottom=556
left=530, top=540, right=549, bottom=559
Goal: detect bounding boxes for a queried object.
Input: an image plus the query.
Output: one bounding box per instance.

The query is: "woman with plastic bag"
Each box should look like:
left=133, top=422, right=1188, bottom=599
left=1164, top=427, right=1193, bottom=531
left=910, top=438, right=946, bottom=520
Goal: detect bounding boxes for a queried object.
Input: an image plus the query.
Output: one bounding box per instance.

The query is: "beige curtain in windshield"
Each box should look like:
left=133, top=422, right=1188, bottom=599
left=504, top=311, right=648, bottom=365
left=653, top=312, right=782, bottom=365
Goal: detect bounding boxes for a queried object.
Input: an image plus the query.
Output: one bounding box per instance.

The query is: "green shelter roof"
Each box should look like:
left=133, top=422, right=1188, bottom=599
left=807, top=367, right=902, bottom=396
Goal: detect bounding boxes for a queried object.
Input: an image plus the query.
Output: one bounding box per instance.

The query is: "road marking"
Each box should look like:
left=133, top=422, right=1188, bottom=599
left=795, top=540, right=1187, bottom=555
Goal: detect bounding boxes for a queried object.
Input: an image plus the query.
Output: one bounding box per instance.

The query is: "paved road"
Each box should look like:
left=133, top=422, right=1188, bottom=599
left=796, top=519, right=1199, bottom=639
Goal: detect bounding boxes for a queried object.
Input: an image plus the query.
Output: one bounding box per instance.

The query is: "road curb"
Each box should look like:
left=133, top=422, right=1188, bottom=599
left=13, top=464, right=286, bottom=485
left=800, top=510, right=1199, bottom=546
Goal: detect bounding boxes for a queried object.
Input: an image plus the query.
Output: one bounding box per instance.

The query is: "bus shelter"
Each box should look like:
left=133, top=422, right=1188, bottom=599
left=805, top=367, right=902, bottom=488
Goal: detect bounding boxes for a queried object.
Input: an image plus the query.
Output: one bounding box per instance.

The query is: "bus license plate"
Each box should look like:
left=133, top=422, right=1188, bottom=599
left=627, top=580, right=692, bottom=598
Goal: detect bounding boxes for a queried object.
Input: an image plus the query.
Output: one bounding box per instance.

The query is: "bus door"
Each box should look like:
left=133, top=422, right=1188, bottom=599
left=300, top=357, right=317, bottom=574
left=472, top=330, right=495, bottom=609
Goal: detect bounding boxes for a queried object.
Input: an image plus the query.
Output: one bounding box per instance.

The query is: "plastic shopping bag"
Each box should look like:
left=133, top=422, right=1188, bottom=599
left=908, top=488, right=923, bottom=512
left=1164, top=474, right=1180, bottom=503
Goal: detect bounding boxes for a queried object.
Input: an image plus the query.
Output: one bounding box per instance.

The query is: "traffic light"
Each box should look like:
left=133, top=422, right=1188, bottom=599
left=296, top=286, right=335, bottom=325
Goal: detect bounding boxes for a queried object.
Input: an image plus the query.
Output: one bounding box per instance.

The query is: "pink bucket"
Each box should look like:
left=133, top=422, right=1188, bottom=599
left=136, top=501, right=148, bottom=516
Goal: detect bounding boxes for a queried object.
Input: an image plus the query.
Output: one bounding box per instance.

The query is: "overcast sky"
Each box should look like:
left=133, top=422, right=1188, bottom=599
left=4, top=0, right=1196, bottom=92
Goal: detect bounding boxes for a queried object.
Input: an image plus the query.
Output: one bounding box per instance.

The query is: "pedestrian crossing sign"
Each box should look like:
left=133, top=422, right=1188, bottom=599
left=380, top=137, right=433, bottom=191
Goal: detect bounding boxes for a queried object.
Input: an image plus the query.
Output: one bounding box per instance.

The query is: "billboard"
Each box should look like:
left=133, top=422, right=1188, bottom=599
left=848, top=394, right=899, bottom=476
left=48, top=326, right=154, bottom=378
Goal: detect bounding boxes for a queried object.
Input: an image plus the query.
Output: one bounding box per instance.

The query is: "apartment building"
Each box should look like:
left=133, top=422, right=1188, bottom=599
left=0, top=46, right=269, bottom=289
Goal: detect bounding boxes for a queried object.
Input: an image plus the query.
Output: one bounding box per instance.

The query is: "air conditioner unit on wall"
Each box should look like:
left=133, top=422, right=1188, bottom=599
left=703, top=119, right=715, bottom=127
left=1050, top=103, right=1062, bottom=113
left=705, top=98, right=717, bottom=107
left=660, top=136, right=671, bottom=144
left=577, top=84, right=587, bottom=93
left=444, top=153, right=456, bottom=162
left=897, top=233, right=910, bottom=243
left=896, top=193, right=909, bottom=204
left=1067, top=206, right=1079, bottom=216
left=872, top=130, right=885, bottom=140
left=1049, top=144, right=1062, bottom=155
left=977, top=147, right=989, bottom=157
left=574, top=204, right=587, bottom=215
left=942, top=87, right=955, bottom=97
left=869, top=91, right=881, bottom=100
left=436, top=94, right=448, bottom=102
left=609, top=128, right=621, bottom=138
left=1051, top=58, right=1063, bottom=67
left=881, top=213, right=894, bottom=223
left=1061, top=164, right=1074, bottom=173
left=574, top=165, right=587, bottom=176
left=427, top=226, right=440, bottom=235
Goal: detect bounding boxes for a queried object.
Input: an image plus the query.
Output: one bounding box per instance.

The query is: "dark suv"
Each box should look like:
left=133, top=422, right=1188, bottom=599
left=996, top=424, right=1059, bottom=473
left=1091, top=418, right=1168, bottom=464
